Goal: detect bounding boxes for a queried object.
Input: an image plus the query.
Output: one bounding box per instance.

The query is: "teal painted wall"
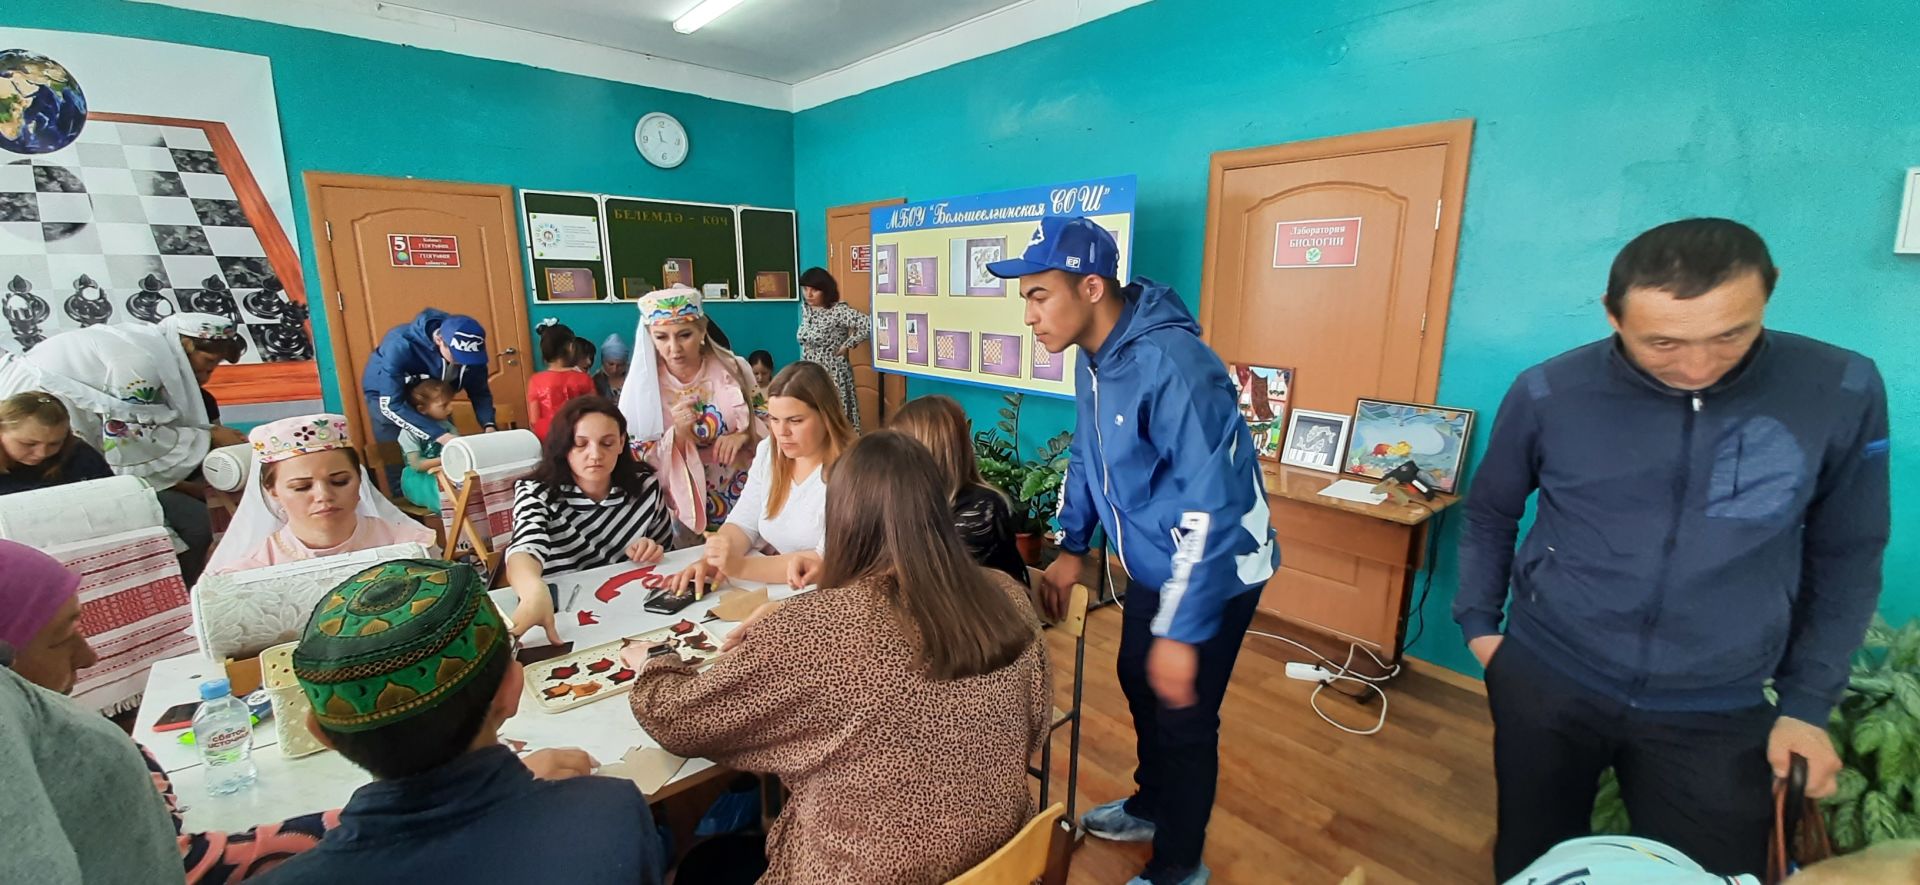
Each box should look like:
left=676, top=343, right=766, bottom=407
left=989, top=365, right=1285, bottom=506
left=12, top=0, right=799, bottom=409
left=793, top=0, right=1920, bottom=675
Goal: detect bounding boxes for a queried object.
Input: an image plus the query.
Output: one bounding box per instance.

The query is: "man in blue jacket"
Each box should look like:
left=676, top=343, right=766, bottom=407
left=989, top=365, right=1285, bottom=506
left=362, top=309, right=497, bottom=450
left=1005, top=216, right=1279, bottom=885
left=1456, top=218, right=1890, bottom=879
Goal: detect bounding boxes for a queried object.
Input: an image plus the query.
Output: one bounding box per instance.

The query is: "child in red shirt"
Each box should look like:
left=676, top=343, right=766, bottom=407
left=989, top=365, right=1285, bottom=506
left=525, top=322, right=597, bottom=440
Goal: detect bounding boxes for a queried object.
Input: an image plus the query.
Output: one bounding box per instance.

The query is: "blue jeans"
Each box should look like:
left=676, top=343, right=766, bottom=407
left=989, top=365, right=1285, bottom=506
left=1116, top=585, right=1260, bottom=882
left=364, top=393, right=406, bottom=493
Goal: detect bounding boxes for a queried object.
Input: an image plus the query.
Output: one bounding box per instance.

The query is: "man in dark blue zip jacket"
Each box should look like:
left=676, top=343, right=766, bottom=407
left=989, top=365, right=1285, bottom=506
left=361, top=309, right=498, bottom=448
left=999, top=216, right=1279, bottom=885
left=1456, top=218, right=1889, bottom=879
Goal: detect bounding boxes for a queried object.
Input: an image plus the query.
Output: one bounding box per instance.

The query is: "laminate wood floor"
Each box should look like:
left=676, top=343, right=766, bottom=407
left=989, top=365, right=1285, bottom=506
left=1040, top=607, right=1498, bottom=885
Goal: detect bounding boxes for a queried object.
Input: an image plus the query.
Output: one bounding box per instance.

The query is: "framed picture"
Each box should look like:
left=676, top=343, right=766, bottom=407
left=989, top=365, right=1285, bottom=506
left=544, top=267, right=597, bottom=301
left=753, top=271, right=791, bottom=300
left=1229, top=364, right=1293, bottom=461
left=874, top=244, right=899, bottom=294
left=1280, top=409, right=1351, bottom=474
left=904, top=257, right=938, bottom=295
left=1344, top=398, right=1476, bottom=493
left=661, top=258, right=694, bottom=289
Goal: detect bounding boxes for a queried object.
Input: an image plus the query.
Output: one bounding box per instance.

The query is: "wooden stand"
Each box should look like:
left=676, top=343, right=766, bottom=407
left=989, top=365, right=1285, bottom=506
left=438, top=469, right=502, bottom=575
left=1255, top=462, right=1460, bottom=674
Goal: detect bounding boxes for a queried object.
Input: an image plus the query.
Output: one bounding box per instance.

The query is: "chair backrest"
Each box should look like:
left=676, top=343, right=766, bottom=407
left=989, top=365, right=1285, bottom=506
left=946, top=803, right=1071, bottom=885
left=1060, top=583, right=1090, bottom=639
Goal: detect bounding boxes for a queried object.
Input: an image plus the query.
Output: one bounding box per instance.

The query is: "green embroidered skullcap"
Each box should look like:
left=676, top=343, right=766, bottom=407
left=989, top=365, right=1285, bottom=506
left=292, top=559, right=506, bottom=733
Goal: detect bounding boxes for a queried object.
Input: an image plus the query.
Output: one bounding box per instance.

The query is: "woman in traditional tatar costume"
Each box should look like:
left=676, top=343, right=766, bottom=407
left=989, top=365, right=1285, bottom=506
left=619, top=285, right=766, bottom=541
left=204, top=414, right=435, bottom=575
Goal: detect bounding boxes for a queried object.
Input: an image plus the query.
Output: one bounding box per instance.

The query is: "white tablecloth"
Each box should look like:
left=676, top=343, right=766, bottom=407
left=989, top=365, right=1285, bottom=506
left=134, top=548, right=797, bottom=833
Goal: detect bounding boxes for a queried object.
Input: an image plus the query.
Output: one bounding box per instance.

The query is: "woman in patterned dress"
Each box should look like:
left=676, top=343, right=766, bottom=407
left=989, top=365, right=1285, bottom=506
left=795, top=267, right=870, bottom=432
left=618, top=285, right=766, bottom=540
left=627, top=431, right=1049, bottom=884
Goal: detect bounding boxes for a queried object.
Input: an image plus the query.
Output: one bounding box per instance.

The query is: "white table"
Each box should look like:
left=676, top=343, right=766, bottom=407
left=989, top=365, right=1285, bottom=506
left=135, top=549, right=797, bottom=833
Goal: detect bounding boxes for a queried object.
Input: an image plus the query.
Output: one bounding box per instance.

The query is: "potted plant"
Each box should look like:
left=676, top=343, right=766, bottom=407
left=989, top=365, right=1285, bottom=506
left=973, top=393, right=1073, bottom=565
left=1592, top=614, right=1920, bottom=849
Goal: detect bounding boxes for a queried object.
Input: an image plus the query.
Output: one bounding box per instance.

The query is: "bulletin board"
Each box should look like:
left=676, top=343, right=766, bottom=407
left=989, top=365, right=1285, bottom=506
left=520, top=190, right=611, bottom=303
left=738, top=207, right=800, bottom=300
left=604, top=197, right=740, bottom=302
left=869, top=175, right=1135, bottom=398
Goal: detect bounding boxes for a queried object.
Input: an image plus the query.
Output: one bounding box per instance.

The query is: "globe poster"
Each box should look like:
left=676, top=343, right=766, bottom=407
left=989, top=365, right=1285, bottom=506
left=0, top=28, right=319, bottom=414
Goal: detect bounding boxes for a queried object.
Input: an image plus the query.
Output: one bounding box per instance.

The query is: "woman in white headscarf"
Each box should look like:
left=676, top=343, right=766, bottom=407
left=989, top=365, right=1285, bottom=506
left=0, top=313, right=243, bottom=579
left=204, top=413, right=436, bottom=576
left=618, top=286, right=766, bottom=540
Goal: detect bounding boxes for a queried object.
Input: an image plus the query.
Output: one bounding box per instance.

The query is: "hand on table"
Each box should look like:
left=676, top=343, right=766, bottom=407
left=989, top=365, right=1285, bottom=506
left=785, top=551, right=823, bottom=589
left=1039, top=552, right=1084, bottom=621
left=211, top=425, right=248, bottom=447
left=1469, top=635, right=1504, bottom=670
left=522, top=748, right=597, bottom=780
left=1770, top=715, right=1842, bottom=798
left=673, top=535, right=735, bottom=595
left=721, top=600, right=786, bottom=653
left=509, top=582, right=560, bottom=643
left=714, top=431, right=750, bottom=465
left=1147, top=638, right=1199, bottom=709
left=625, top=537, right=665, bottom=565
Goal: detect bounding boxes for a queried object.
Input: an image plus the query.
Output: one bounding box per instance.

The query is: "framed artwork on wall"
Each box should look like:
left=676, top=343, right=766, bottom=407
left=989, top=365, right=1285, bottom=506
left=1344, top=398, right=1475, bottom=493
left=1229, top=363, right=1293, bottom=461
left=1280, top=409, right=1350, bottom=474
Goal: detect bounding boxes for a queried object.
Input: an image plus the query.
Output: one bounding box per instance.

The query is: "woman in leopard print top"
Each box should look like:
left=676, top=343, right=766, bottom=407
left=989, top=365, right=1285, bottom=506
left=629, top=431, right=1050, bottom=884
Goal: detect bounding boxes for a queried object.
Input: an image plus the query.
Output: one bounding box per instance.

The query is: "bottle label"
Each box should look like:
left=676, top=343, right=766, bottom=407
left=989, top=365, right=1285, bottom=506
left=203, top=728, right=250, bottom=753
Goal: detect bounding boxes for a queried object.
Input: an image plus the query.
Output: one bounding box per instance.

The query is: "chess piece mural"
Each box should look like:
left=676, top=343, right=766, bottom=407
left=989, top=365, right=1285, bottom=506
left=3, top=275, right=50, bottom=350
left=126, top=274, right=177, bottom=323
left=64, top=274, right=113, bottom=326
left=185, top=274, right=242, bottom=325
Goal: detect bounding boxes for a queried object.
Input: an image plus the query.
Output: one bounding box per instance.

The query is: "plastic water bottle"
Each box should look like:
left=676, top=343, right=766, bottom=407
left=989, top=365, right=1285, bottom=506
left=192, top=678, right=257, bottom=795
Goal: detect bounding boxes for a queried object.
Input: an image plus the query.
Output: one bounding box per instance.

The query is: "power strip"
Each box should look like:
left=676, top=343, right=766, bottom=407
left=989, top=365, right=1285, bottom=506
left=1285, top=662, right=1335, bottom=683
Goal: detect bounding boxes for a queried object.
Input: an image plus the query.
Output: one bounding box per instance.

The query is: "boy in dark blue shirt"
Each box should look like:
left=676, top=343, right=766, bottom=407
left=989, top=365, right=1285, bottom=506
left=260, top=559, right=662, bottom=885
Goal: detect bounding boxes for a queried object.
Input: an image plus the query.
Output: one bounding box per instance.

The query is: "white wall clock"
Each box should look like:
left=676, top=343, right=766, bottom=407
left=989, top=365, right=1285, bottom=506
left=635, top=112, right=689, bottom=169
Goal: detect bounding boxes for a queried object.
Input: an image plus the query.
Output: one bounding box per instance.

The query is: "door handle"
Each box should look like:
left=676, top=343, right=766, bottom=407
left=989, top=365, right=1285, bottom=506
left=499, top=347, right=518, bottom=356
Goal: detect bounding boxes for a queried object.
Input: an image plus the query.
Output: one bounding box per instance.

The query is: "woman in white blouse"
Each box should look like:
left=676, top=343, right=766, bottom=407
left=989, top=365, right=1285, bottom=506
left=673, top=361, right=853, bottom=590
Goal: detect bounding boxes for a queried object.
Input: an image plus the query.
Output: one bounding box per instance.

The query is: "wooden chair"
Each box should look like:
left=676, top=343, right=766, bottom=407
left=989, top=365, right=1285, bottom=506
left=945, top=803, right=1073, bottom=885
left=1029, top=575, right=1091, bottom=828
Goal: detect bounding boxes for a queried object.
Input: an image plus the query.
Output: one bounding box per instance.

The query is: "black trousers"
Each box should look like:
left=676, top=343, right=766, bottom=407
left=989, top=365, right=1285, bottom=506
left=1486, top=636, right=1774, bottom=881
left=1116, top=587, right=1260, bottom=882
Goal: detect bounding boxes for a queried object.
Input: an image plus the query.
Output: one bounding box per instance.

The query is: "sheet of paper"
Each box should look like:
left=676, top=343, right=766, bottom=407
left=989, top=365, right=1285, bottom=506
left=1318, top=479, right=1389, bottom=505
left=599, top=746, right=687, bottom=795
left=708, top=587, right=770, bottom=622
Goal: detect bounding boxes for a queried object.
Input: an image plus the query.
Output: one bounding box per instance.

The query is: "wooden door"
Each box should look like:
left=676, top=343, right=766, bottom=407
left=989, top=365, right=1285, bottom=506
left=1200, top=120, right=1473, bottom=652
left=306, top=174, right=532, bottom=451
left=827, top=198, right=904, bottom=428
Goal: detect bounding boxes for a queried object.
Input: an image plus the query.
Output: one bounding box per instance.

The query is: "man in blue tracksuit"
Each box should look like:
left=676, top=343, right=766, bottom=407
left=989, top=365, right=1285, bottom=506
left=1456, top=218, right=1890, bottom=879
left=997, top=216, right=1279, bottom=885
left=362, top=309, right=498, bottom=447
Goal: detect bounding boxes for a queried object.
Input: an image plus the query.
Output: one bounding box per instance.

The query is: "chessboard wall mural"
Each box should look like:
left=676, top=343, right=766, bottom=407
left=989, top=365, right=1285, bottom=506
left=0, top=28, right=319, bottom=407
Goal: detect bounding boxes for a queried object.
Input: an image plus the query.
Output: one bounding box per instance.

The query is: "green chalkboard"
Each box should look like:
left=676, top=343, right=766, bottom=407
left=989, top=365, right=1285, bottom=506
left=604, top=198, right=739, bottom=302
left=520, top=190, right=610, bottom=303
left=739, top=207, right=799, bottom=301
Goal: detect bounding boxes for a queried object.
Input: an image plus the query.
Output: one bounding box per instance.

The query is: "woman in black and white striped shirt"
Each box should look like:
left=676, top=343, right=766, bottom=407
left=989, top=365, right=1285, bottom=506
left=503, top=396, right=675, bottom=640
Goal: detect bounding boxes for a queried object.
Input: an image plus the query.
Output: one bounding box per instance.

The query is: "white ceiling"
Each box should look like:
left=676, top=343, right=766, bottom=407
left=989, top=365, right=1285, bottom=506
left=397, top=0, right=1023, bottom=84
left=129, top=0, right=1154, bottom=110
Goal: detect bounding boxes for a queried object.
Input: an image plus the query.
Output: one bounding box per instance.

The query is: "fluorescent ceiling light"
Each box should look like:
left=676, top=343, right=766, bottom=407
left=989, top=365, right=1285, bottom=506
left=673, top=0, right=747, bottom=34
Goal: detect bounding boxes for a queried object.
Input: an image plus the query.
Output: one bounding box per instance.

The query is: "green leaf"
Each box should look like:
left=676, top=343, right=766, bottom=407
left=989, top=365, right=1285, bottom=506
left=1864, top=615, right=1898, bottom=652
left=1865, top=790, right=1903, bottom=843
left=1831, top=767, right=1871, bottom=806
left=1850, top=674, right=1897, bottom=697
left=1895, top=673, right=1920, bottom=723
left=1854, top=711, right=1899, bottom=756
left=1589, top=769, right=1631, bottom=835
left=1827, top=801, right=1863, bottom=853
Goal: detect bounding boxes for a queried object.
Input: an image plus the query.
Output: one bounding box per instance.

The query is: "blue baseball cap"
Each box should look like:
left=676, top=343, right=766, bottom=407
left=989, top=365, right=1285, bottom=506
left=987, top=215, right=1120, bottom=280
left=437, top=314, right=488, bottom=366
